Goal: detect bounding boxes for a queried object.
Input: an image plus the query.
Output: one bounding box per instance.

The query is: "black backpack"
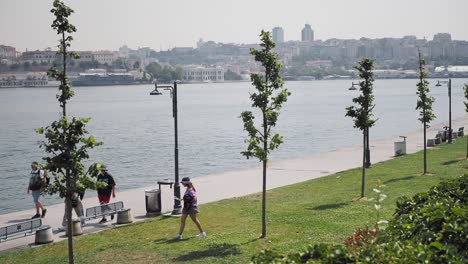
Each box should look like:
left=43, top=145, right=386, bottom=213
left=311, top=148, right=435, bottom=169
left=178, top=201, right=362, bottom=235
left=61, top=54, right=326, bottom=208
left=29, top=171, right=43, bottom=190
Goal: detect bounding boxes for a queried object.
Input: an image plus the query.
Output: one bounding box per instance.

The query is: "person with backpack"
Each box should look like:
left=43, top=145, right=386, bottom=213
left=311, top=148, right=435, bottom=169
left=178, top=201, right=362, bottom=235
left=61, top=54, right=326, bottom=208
left=58, top=191, right=85, bottom=232
left=96, top=165, right=116, bottom=223
left=173, top=177, right=206, bottom=240
left=27, top=162, right=47, bottom=219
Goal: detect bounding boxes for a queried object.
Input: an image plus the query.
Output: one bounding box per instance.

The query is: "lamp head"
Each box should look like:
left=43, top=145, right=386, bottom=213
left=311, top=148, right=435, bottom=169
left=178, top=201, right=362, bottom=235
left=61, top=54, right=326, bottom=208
left=150, top=82, right=162, bottom=95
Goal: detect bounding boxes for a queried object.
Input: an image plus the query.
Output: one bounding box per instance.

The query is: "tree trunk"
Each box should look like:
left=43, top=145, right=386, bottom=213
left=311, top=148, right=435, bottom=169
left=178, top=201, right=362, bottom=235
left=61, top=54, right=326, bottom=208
left=361, top=131, right=366, bottom=198
left=365, top=127, right=371, bottom=168
left=261, top=114, right=267, bottom=239
left=423, top=122, right=427, bottom=174
left=66, top=169, right=74, bottom=264
left=62, top=31, right=67, bottom=117
left=261, top=159, right=267, bottom=239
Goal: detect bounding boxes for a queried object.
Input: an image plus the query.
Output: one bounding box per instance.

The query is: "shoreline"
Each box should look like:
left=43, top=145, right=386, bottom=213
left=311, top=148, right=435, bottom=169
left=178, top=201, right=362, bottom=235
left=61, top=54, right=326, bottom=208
left=0, top=115, right=467, bottom=252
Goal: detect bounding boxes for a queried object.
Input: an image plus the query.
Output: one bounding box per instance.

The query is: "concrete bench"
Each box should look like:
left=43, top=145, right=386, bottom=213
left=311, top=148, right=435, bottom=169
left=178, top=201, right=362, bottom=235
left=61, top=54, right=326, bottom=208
left=0, top=218, right=44, bottom=242
left=427, top=138, right=436, bottom=147
left=85, top=201, right=124, bottom=221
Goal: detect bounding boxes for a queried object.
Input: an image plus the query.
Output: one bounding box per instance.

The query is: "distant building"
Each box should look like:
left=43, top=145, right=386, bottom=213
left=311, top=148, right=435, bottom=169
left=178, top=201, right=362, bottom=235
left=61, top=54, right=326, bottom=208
left=0, top=45, right=17, bottom=59
left=172, top=47, right=194, bottom=54
left=301, top=24, right=314, bottom=42
left=92, top=50, right=116, bottom=65
left=118, top=45, right=131, bottom=58
left=305, top=60, right=333, bottom=69
left=75, top=51, right=93, bottom=63
left=21, top=50, right=59, bottom=64
left=184, top=65, right=224, bottom=82
left=433, top=33, right=452, bottom=42
left=272, top=27, right=284, bottom=43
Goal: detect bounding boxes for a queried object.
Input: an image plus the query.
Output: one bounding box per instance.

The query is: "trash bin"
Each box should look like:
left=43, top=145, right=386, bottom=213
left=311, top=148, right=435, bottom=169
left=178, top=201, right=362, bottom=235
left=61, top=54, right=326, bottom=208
left=145, top=189, right=161, bottom=216
left=394, top=136, right=407, bottom=156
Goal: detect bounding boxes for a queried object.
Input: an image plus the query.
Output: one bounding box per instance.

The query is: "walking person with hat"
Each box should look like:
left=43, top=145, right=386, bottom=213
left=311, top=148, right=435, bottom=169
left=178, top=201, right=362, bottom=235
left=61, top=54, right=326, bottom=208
left=173, top=177, right=206, bottom=240
left=27, top=162, right=47, bottom=219
left=96, top=164, right=116, bottom=223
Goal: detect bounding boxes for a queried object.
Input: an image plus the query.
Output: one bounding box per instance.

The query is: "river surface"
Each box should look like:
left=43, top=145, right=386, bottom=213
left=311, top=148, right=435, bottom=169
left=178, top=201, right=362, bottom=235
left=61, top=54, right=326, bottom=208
left=0, top=79, right=466, bottom=214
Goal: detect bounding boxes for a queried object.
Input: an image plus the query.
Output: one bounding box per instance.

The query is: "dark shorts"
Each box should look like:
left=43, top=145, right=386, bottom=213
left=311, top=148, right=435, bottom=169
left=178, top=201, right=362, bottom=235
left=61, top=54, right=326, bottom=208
left=98, top=195, right=111, bottom=204
left=183, top=206, right=199, bottom=215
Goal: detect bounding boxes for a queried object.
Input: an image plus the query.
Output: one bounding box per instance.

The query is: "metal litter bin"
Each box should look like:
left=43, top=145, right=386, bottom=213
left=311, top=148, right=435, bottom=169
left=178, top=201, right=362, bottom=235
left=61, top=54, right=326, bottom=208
left=145, top=189, right=161, bottom=216
left=394, top=136, right=407, bottom=156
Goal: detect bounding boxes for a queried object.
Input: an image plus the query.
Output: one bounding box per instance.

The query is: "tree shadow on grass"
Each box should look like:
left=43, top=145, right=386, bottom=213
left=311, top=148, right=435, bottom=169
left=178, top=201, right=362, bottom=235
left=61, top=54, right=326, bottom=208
left=174, top=243, right=241, bottom=262
left=307, top=202, right=348, bottom=211
left=384, top=176, right=415, bottom=184
left=441, top=159, right=463, bottom=166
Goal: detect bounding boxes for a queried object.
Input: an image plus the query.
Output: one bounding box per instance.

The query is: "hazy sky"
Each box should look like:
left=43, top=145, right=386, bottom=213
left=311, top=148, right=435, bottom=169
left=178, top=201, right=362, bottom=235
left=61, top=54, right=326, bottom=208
left=1, top=0, right=467, bottom=52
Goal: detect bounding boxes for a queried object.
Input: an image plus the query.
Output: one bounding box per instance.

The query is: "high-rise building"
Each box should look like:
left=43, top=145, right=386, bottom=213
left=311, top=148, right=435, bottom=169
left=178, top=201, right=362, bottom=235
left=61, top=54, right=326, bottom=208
left=301, top=24, right=314, bottom=42
left=272, top=27, right=284, bottom=44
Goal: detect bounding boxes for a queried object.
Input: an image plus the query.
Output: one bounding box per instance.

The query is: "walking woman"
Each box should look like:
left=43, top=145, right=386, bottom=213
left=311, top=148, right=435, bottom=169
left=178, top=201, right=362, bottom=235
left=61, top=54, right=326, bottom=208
left=174, top=177, right=206, bottom=240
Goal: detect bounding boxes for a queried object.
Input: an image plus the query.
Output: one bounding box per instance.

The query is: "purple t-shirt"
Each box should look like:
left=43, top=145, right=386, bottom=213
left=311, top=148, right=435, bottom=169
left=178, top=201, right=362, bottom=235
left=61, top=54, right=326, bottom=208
left=183, top=188, right=197, bottom=209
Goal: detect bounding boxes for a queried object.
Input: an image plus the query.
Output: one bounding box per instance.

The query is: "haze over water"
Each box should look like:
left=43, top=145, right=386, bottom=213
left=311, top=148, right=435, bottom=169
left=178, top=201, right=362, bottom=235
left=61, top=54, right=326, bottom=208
left=0, top=79, right=466, bottom=214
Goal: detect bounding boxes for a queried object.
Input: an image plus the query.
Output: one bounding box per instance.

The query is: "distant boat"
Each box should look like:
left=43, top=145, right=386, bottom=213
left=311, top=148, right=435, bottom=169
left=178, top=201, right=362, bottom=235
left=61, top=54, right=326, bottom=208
left=72, top=72, right=137, bottom=86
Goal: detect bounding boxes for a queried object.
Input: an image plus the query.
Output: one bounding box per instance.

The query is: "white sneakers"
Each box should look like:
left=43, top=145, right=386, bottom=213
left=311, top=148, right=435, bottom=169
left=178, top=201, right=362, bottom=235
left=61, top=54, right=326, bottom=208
left=173, top=232, right=206, bottom=240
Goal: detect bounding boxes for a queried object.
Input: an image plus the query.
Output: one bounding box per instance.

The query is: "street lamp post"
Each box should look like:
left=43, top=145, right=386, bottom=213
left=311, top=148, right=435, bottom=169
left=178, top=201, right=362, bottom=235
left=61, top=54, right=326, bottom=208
left=436, top=79, right=452, bottom=144
left=150, top=81, right=182, bottom=215
left=448, top=79, right=452, bottom=144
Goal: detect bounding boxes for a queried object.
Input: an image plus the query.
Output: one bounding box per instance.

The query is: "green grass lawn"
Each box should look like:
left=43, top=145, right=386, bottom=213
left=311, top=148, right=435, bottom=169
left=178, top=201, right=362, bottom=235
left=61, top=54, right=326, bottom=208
left=1, top=137, right=467, bottom=264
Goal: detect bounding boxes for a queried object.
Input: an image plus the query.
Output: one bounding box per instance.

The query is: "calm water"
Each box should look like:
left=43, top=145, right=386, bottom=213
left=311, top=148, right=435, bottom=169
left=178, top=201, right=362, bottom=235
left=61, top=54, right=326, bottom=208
left=0, top=79, right=466, bottom=214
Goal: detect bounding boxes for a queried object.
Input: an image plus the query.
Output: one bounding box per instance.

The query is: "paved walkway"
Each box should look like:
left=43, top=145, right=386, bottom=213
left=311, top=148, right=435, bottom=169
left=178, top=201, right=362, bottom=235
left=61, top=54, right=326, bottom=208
left=1, top=116, right=466, bottom=253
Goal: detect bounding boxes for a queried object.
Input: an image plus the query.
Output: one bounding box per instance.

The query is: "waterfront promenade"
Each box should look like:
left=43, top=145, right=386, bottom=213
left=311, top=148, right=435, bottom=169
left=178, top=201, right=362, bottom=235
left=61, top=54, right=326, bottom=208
left=1, top=116, right=467, bottom=253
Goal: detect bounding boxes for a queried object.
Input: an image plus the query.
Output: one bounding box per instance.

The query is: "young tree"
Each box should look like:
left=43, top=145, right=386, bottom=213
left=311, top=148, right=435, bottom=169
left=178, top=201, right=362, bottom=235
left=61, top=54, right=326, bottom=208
left=36, top=1, right=102, bottom=263
left=464, top=84, right=468, bottom=158
left=415, top=49, right=436, bottom=174
left=240, top=30, right=290, bottom=238
left=345, top=58, right=376, bottom=198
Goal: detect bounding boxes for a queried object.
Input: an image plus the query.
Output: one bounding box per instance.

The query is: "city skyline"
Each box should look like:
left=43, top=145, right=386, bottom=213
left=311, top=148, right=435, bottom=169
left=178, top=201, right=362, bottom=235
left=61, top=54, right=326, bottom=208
left=1, top=0, right=468, bottom=51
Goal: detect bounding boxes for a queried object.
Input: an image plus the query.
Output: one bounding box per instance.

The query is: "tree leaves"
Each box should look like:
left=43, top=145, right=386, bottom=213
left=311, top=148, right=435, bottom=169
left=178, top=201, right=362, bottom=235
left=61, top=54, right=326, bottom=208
left=416, top=49, right=436, bottom=125
left=345, top=58, right=376, bottom=131
left=39, top=0, right=103, bottom=199
left=240, top=30, right=290, bottom=162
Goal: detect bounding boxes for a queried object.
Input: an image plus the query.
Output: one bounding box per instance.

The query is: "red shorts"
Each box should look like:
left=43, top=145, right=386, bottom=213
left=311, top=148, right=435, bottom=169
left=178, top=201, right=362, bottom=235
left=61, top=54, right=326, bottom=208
left=98, top=195, right=111, bottom=204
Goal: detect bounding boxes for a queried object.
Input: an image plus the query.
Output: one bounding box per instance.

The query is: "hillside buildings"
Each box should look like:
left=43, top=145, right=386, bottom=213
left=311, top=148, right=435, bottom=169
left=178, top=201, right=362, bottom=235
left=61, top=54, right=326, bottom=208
left=3, top=25, right=468, bottom=81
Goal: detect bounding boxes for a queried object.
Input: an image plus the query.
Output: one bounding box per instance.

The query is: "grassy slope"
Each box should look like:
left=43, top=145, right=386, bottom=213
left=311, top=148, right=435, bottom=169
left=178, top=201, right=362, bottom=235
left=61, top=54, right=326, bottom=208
left=1, top=137, right=467, bottom=264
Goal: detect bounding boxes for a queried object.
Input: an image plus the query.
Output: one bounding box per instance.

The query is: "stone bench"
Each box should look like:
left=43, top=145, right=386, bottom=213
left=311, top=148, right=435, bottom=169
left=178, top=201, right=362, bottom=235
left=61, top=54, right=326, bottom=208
left=427, top=138, right=436, bottom=147
left=84, top=201, right=125, bottom=221
left=0, top=218, right=47, bottom=243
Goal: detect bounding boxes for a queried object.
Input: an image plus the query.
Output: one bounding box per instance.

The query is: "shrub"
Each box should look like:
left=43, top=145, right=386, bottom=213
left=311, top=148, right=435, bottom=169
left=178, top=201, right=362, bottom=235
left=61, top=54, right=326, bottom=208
left=252, top=174, right=468, bottom=263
